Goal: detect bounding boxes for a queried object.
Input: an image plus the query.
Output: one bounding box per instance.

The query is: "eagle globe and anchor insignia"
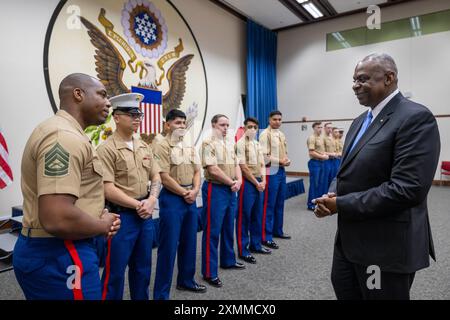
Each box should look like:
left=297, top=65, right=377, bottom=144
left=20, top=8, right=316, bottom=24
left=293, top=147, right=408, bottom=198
left=45, top=0, right=206, bottom=146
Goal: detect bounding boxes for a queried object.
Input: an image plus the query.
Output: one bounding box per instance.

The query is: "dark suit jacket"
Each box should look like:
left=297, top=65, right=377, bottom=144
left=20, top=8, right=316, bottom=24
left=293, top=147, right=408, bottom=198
left=335, top=92, right=440, bottom=273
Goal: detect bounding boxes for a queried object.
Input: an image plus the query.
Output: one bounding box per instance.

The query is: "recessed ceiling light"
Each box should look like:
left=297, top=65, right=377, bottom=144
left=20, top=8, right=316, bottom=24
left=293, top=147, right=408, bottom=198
left=296, top=0, right=308, bottom=3
left=303, top=2, right=324, bottom=19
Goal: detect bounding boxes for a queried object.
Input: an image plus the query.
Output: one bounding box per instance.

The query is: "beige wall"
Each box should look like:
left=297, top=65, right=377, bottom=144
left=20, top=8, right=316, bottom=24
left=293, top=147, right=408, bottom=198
left=277, top=0, right=450, bottom=179
left=0, top=0, right=246, bottom=215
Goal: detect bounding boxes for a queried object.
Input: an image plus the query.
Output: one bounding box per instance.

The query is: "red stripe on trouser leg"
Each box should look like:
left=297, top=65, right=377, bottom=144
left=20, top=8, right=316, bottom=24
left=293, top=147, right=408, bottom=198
left=206, top=182, right=213, bottom=278
left=262, top=168, right=270, bottom=241
left=237, top=179, right=245, bottom=256
left=63, top=240, right=84, bottom=300
left=101, top=238, right=112, bottom=300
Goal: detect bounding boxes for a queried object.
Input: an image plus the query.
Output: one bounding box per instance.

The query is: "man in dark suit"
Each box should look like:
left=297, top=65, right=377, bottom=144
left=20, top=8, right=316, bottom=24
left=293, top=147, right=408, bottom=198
left=313, top=53, right=440, bottom=300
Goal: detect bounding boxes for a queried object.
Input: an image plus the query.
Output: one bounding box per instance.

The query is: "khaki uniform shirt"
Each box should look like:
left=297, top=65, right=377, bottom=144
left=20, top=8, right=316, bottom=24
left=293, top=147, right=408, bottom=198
left=201, top=136, right=237, bottom=184
left=335, top=138, right=343, bottom=155
left=259, top=127, right=288, bottom=165
left=21, top=110, right=104, bottom=237
left=151, top=133, right=166, bottom=148
left=307, top=134, right=326, bottom=159
left=97, top=131, right=160, bottom=199
left=323, top=135, right=335, bottom=153
left=235, top=136, right=264, bottom=178
left=152, top=134, right=200, bottom=186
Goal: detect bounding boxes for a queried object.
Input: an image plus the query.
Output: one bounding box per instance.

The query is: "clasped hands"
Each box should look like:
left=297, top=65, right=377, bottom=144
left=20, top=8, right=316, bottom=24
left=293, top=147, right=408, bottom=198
left=136, top=196, right=157, bottom=219
left=183, top=189, right=199, bottom=204
left=280, top=157, right=291, bottom=167
left=312, top=192, right=338, bottom=218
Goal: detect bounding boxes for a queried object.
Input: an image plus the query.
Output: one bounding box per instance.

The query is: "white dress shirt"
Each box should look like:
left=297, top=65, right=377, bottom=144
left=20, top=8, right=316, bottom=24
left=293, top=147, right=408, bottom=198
left=369, top=88, right=400, bottom=123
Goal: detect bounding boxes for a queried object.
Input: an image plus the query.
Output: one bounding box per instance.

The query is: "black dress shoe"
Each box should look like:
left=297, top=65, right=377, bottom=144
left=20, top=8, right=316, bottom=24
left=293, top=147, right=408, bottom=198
left=250, top=247, right=272, bottom=254
left=239, top=255, right=257, bottom=264
left=262, top=240, right=279, bottom=249
left=176, top=283, right=207, bottom=293
left=221, top=262, right=246, bottom=269
left=203, top=277, right=223, bottom=287
left=274, top=234, right=291, bottom=240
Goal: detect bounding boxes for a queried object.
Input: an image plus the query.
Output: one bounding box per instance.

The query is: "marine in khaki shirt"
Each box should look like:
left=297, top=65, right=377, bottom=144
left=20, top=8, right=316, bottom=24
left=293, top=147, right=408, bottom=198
left=322, top=122, right=338, bottom=159
left=236, top=134, right=265, bottom=180
left=14, top=73, right=120, bottom=301
left=200, top=114, right=244, bottom=284
left=202, top=135, right=239, bottom=184
left=152, top=109, right=206, bottom=298
left=95, top=93, right=161, bottom=301
left=153, top=134, right=200, bottom=188
left=332, top=127, right=343, bottom=157
left=21, top=110, right=105, bottom=237
left=259, top=126, right=289, bottom=167
left=307, top=123, right=328, bottom=161
left=97, top=131, right=160, bottom=200
left=258, top=111, right=291, bottom=246
left=235, top=117, right=270, bottom=260
left=20, top=75, right=119, bottom=239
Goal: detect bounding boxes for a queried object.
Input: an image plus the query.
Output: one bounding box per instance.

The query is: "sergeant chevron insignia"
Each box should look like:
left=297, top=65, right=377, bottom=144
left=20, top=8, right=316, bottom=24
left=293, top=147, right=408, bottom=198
left=44, top=143, right=70, bottom=177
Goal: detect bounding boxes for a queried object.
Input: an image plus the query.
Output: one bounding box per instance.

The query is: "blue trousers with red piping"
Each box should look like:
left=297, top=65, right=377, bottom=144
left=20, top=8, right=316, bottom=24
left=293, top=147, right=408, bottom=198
left=262, top=166, right=287, bottom=242
left=13, top=233, right=101, bottom=300
left=201, top=181, right=237, bottom=279
left=153, top=188, right=198, bottom=300
left=101, top=208, right=154, bottom=300
left=236, top=177, right=264, bottom=256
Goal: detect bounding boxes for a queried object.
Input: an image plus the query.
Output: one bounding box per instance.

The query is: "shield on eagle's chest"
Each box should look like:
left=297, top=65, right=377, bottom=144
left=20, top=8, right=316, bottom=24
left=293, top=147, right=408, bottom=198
left=131, top=86, right=163, bottom=135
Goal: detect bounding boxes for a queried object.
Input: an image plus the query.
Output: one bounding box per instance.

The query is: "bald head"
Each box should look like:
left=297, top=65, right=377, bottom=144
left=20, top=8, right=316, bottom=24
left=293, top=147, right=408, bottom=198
left=353, top=53, right=399, bottom=107
left=58, top=73, right=99, bottom=100
left=360, top=53, right=398, bottom=80
left=57, top=73, right=111, bottom=128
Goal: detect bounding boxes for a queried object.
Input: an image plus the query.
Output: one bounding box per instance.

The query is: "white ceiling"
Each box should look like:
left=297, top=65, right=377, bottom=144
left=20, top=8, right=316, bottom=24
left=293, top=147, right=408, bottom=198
left=327, top=0, right=387, bottom=14
left=220, top=0, right=303, bottom=30
left=219, top=0, right=401, bottom=30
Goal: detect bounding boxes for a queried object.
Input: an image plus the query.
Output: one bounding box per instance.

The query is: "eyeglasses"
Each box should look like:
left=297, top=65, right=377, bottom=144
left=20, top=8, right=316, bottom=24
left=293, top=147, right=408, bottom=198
left=115, top=112, right=144, bottom=120
left=246, top=125, right=258, bottom=129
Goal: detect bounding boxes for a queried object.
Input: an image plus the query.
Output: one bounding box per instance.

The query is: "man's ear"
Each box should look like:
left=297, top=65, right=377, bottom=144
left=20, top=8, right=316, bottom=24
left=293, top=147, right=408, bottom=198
left=112, top=113, right=120, bottom=124
left=73, top=88, right=84, bottom=102
left=385, top=72, right=395, bottom=86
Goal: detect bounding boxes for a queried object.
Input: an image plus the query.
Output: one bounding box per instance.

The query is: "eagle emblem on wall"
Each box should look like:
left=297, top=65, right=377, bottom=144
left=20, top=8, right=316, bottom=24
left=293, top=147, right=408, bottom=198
left=80, top=0, right=198, bottom=145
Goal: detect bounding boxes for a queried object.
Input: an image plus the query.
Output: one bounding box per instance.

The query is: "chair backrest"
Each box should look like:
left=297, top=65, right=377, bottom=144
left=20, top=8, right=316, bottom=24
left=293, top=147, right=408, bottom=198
left=442, top=161, right=450, bottom=172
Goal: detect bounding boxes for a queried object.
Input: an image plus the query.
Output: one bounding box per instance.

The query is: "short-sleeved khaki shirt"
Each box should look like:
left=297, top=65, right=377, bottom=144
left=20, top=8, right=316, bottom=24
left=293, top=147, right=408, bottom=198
left=152, top=134, right=200, bottom=186
left=151, top=133, right=166, bottom=148
left=307, top=134, right=326, bottom=158
left=235, top=136, right=264, bottom=178
left=97, top=131, right=160, bottom=199
left=323, top=135, right=336, bottom=153
left=201, top=136, right=237, bottom=184
left=335, top=138, right=343, bottom=154
left=259, top=127, right=288, bottom=164
left=21, top=110, right=104, bottom=237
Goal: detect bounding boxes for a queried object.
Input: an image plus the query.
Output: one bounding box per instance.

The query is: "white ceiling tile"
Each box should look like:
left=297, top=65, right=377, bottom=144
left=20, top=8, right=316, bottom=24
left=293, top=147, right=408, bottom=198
left=222, top=0, right=302, bottom=29
left=327, top=0, right=388, bottom=14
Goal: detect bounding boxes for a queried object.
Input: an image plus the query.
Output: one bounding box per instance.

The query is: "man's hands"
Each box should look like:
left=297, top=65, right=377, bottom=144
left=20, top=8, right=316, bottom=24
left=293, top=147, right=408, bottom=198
left=100, top=208, right=121, bottom=239
left=183, top=189, right=199, bottom=204
left=136, top=196, right=157, bottom=219
left=230, top=179, right=242, bottom=192
left=280, top=157, right=291, bottom=167
left=256, top=180, right=266, bottom=192
left=312, top=193, right=337, bottom=218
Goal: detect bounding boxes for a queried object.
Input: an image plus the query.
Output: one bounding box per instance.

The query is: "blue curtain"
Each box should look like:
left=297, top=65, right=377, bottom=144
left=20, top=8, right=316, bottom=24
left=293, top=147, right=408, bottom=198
left=246, top=20, right=278, bottom=129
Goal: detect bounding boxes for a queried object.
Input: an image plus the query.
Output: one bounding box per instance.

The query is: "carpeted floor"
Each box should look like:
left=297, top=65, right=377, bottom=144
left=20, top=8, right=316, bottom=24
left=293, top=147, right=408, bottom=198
left=1, top=181, right=449, bottom=300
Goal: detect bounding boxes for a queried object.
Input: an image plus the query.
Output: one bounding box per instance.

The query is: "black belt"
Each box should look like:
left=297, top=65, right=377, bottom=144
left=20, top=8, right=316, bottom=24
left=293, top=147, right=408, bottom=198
left=106, top=193, right=149, bottom=213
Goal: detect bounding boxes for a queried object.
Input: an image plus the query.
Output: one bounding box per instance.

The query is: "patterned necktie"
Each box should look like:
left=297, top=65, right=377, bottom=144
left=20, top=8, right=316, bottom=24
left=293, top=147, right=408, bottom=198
left=349, top=110, right=373, bottom=153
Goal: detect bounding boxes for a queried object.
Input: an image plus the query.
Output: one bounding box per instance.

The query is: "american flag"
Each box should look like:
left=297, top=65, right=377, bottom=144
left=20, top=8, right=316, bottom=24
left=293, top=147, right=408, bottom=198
left=0, top=127, right=13, bottom=189
left=131, top=86, right=163, bottom=134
